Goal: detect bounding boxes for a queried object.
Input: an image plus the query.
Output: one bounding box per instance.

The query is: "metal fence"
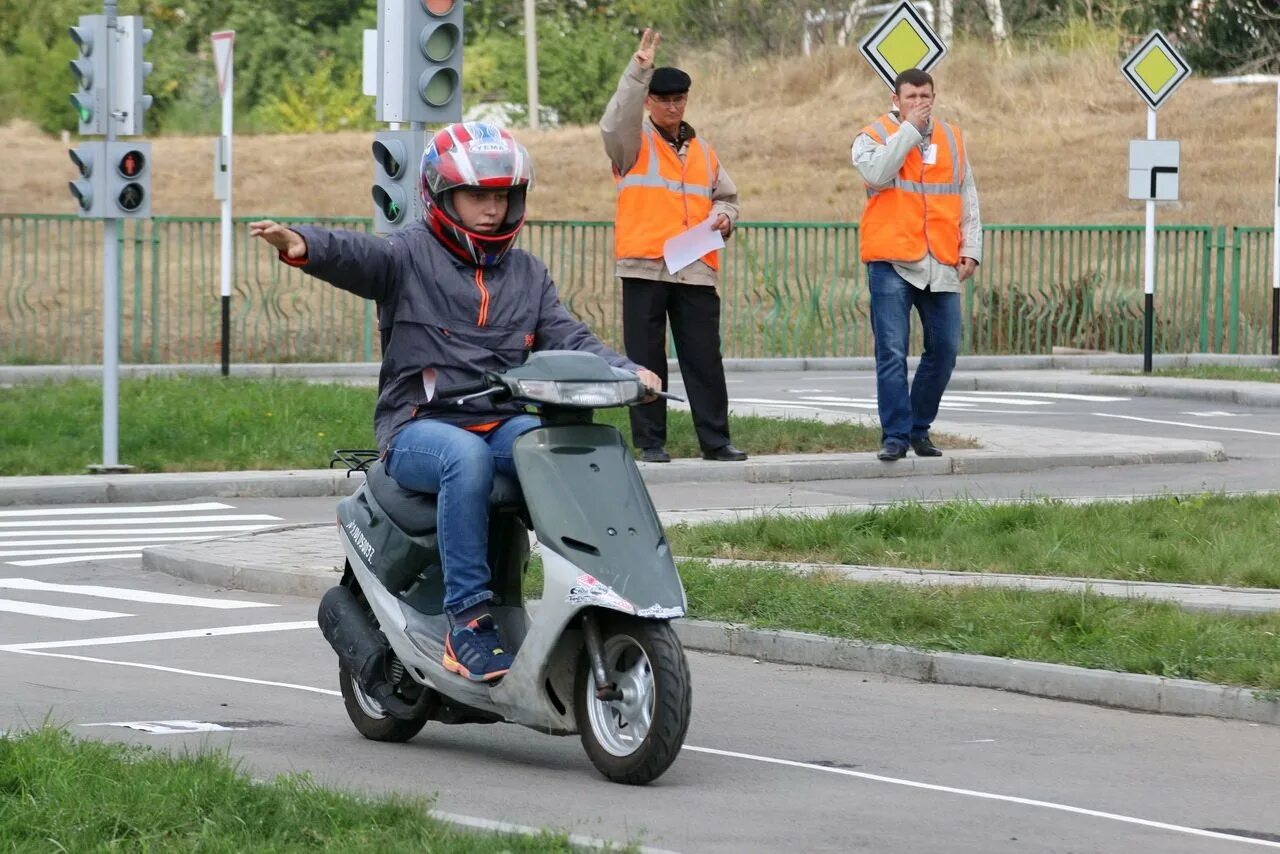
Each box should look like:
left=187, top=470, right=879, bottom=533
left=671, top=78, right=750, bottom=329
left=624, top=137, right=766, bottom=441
left=0, top=214, right=1274, bottom=364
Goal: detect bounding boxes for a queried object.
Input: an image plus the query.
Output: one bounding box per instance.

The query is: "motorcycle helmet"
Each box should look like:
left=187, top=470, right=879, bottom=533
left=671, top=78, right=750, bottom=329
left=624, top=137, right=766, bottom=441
left=420, top=121, right=533, bottom=267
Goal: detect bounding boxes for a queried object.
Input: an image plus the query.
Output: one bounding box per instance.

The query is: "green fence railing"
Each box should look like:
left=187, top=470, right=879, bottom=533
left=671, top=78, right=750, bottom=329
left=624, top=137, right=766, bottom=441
left=0, top=214, right=1274, bottom=364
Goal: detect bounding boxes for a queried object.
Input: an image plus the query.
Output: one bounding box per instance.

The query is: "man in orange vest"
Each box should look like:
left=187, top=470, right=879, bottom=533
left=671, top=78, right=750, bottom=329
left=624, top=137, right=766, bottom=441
left=601, top=28, right=746, bottom=464
left=852, top=68, right=982, bottom=461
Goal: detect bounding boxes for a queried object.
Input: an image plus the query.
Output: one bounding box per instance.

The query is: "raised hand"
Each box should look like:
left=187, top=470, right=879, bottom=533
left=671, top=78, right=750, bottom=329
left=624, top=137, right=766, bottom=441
left=634, top=28, right=661, bottom=69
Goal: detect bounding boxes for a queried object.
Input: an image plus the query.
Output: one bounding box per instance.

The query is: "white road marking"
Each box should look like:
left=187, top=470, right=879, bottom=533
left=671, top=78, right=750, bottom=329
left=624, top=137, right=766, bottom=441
left=8, top=554, right=142, bottom=567
left=81, top=720, right=246, bottom=734
left=959, top=391, right=1129, bottom=402
left=0, top=525, right=277, bottom=539
left=0, top=545, right=169, bottom=558
left=4, top=636, right=1272, bottom=850
left=0, top=535, right=215, bottom=548
left=0, top=621, right=317, bottom=651
left=0, top=514, right=282, bottom=529
left=684, top=746, right=1279, bottom=849
left=1095, top=412, right=1280, bottom=438
left=0, top=578, right=273, bottom=609
left=0, top=599, right=130, bottom=621
left=1183, top=411, right=1246, bottom=417
left=0, top=502, right=235, bottom=518
left=940, top=395, right=1053, bottom=406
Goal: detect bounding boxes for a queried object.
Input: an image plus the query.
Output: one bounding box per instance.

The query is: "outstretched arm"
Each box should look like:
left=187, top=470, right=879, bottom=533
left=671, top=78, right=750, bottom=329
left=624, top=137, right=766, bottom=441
left=249, top=219, right=398, bottom=303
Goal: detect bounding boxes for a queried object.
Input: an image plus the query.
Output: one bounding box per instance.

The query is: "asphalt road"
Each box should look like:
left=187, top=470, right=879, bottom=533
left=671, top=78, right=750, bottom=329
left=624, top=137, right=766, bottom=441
left=4, top=373, right=1280, bottom=850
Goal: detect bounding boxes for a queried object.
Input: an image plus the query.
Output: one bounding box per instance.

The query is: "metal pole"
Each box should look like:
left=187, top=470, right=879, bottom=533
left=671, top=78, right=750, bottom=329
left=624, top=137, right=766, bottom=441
left=1143, top=106, right=1156, bottom=374
left=1272, top=80, right=1279, bottom=356
left=524, top=0, right=539, bottom=131
left=220, top=50, right=234, bottom=375
left=96, top=0, right=127, bottom=471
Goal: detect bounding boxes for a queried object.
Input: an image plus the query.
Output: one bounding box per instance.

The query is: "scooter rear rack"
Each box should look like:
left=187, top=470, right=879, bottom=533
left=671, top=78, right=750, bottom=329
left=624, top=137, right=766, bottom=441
left=330, top=448, right=380, bottom=476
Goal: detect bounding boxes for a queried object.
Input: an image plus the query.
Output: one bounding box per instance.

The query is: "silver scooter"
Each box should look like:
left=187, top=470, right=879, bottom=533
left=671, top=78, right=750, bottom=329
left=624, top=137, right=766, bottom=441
left=319, top=351, right=692, bottom=784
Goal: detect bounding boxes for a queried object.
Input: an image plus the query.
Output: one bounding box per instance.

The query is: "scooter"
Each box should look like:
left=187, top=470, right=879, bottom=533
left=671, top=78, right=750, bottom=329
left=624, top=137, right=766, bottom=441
left=318, top=350, right=692, bottom=785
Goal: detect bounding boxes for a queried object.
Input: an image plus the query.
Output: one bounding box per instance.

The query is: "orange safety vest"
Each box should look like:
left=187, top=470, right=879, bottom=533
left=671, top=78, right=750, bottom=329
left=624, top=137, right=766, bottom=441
left=614, top=126, right=721, bottom=271
left=859, top=113, right=966, bottom=266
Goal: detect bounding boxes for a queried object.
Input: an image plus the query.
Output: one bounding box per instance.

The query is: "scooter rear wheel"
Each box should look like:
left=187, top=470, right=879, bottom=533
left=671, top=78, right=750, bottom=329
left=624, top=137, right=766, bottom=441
left=338, top=664, right=431, bottom=742
left=575, top=615, right=692, bottom=785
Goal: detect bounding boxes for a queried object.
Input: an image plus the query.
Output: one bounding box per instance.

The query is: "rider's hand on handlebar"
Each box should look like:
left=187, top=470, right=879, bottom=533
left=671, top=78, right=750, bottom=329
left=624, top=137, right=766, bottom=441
left=636, top=368, right=662, bottom=402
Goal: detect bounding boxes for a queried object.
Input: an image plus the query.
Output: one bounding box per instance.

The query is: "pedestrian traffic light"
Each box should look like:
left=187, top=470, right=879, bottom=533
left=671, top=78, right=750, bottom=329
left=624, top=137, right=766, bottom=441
left=377, top=0, right=463, bottom=124
left=112, top=16, right=153, bottom=136
left=371, top=129, right=425, bottom=234
left=68, top=141, right=106, bottom=218
left=68, top=15, right=108, bottom=135
left=106, top=141, right=151, bottom=218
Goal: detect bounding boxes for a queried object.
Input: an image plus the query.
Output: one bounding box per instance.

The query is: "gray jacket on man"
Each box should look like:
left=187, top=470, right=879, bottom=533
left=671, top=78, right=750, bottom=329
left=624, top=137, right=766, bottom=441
left=600, top=58, right=741, bottom=287
left=290, top=222, right=638, bottom=451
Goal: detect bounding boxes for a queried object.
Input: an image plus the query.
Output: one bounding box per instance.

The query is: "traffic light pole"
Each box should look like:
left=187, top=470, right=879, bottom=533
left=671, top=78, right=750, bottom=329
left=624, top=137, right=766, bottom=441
left=94, top=0, right=130, bottom=473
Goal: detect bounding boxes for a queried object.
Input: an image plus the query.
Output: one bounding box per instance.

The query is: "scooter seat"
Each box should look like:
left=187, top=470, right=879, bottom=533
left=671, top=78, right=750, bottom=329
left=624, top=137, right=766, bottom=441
left=365, top=462, right=525, bottom=537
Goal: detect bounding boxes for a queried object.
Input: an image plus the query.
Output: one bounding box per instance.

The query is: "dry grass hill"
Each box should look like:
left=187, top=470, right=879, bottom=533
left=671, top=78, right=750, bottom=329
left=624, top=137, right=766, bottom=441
left=2, top=41, right=1275, bottom=226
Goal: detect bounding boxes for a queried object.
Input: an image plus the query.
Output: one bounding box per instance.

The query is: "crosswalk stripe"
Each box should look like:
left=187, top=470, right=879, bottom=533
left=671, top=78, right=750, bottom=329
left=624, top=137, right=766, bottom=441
left=0, top=525, right=277, bottom=539
left=0, top=599, right=130, bottom=621
left=0, top=620, right=317, bottom=651
left=941, top=395, right=1052, bottom=406
left=0, top=502, right=235, bottom=518
left=0, top=578, right=273, bottom=609
left=0, top=545, right=160, bottom=558
left=8, top=554, right=142, bottom=567
left=0, top=535, right=216, bottom=548
left=966, top=391, right=1128, bottom=402
left=0, top=514, right=281, bottom=529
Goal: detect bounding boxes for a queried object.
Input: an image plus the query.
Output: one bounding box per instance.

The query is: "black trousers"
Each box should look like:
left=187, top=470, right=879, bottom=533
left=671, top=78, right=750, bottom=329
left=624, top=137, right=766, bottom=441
left=621, top=277, right=731, bottom=452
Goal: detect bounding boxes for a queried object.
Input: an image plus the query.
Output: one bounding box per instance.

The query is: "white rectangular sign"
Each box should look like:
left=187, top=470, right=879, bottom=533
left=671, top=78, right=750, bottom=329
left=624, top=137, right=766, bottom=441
left=1128, top=139, right=1180, bottom=201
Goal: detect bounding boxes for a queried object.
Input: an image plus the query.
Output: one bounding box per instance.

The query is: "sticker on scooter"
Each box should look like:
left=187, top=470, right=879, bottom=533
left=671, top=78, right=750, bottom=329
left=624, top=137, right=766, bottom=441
left=567, top=573, right=635, bottom=614
left=636, top=603, right=685, bottom=619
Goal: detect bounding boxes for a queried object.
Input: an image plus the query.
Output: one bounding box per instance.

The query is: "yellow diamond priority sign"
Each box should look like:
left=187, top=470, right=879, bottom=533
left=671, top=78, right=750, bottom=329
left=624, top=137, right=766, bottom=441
left=859, top=1, right=947, bottom=91
left=1121, top=30, right=1191, bottom=111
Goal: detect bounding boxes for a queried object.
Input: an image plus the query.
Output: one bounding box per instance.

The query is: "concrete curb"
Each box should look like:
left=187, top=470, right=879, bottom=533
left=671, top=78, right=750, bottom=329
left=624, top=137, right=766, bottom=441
left=0, top=440, right=1227, bottom=506
left=674, top=620, right=1280, bottom=727
left=142, top=533, right=1280, bottom=727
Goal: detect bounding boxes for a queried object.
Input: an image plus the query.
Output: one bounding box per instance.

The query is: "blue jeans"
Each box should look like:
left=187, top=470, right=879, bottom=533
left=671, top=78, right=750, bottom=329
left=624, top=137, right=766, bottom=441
left=867, top=262, right=961, bottom=447
left=385, top=415, right=540, bottom=616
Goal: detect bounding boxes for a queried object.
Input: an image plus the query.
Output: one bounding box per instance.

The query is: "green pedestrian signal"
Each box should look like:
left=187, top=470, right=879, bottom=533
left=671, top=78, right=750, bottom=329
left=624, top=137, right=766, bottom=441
left=372, top=130, right=424, bottom=235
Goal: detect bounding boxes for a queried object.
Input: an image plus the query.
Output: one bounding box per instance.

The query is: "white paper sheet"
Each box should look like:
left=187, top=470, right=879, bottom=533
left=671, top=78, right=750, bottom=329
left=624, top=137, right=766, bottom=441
left=662, top=215, right=726, bottom=275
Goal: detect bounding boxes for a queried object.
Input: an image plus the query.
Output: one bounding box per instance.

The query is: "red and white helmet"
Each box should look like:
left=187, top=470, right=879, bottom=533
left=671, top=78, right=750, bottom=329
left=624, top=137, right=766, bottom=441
left=420, top=122, right=533, bottom=267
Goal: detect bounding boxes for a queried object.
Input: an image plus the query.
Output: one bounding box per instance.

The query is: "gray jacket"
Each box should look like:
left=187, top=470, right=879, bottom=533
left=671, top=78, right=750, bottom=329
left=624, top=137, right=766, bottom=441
left=600, top=58, right=741, bottom=287
left=291, top=222, right=639, bottom=451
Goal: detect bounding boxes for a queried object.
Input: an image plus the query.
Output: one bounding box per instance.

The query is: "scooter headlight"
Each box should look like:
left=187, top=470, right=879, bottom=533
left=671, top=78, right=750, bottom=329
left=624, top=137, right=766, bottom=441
left=513, top=379, right=643, bottom=407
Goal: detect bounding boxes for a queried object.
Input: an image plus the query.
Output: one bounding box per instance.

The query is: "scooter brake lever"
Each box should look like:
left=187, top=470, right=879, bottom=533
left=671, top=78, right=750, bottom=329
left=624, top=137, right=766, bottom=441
left=454, top=387, right=504, bottom=406
left=655, top=391, right=686, bottom=402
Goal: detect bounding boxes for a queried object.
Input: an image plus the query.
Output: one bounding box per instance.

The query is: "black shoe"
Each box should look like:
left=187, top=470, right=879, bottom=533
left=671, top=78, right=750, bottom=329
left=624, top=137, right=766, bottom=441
left=640, top=446, right=671, bottom=463
left=702, top=444, right=747, bottom=462
left=877, top=442, right=908, bottom=461
left=910, top=437, right=943, bottom=457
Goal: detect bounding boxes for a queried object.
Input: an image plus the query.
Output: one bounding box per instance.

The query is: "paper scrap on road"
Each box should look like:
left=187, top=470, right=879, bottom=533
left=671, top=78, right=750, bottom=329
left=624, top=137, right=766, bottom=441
left=663, top=215, right=725, bottom=274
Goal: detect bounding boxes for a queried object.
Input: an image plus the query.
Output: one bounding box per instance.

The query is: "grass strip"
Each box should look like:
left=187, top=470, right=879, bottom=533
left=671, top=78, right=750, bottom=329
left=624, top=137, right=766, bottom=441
left=1108, top=365, right=1280, bottom=383
left=677, top=560, right=1280, bottom=691
left=666, top=494, right=1280, bottom=589
left=0, top=727, right=587, bottom=852
left=0, top=376, right=909, bottom=475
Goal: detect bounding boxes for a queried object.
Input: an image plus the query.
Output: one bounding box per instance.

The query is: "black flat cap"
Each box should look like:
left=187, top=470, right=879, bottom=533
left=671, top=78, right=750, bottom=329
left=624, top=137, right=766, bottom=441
left=649, top=66, right=691, bottom=95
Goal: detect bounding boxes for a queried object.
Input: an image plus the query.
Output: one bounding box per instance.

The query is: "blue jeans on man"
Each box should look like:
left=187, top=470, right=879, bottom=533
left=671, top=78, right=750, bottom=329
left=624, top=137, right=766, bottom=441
left=867, top=261, right=961, bottom=454
left=386, top=414, right=540, bottom=615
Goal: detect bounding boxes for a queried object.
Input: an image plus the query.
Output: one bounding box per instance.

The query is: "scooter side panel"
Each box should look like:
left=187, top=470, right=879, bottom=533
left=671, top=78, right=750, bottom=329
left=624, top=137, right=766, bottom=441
left=338, top=486, right=446, bottom=614
left=513, top=424, right=686, bottom=614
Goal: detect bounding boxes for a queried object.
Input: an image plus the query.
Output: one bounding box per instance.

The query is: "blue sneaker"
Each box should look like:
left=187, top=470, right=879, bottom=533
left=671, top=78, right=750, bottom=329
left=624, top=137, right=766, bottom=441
left=443, top=614, right=514, bottom=683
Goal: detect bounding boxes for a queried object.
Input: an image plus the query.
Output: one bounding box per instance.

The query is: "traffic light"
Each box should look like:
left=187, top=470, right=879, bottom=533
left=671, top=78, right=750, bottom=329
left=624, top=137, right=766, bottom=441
left=68, top=15, right=107, bottom=136
left=68, top=141, right=106, bottom=218
left=112, top=16, right=153, bottom=136
left=371, top=129, right=425, bottom=234
left=106, top=141, right=151, bottom=218
left=377, top=0, right=463, bottom=124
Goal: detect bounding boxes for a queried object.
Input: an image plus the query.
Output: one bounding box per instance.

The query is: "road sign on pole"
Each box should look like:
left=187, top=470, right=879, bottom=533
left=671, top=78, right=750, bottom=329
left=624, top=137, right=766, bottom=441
left=858, top=1, right=947, bottom=91
left=1128, top=140, right=1180, bottom=202
left=1121, top=31, right=1191, bottom=112
left=1120, top=31, right=1191, bottom=374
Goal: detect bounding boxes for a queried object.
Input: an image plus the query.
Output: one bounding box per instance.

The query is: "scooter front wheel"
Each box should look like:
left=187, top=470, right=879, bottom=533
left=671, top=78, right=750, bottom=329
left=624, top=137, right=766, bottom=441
left=575, top=615, right=692, bottom=785
left=338, top=664, right=431, bottom=743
